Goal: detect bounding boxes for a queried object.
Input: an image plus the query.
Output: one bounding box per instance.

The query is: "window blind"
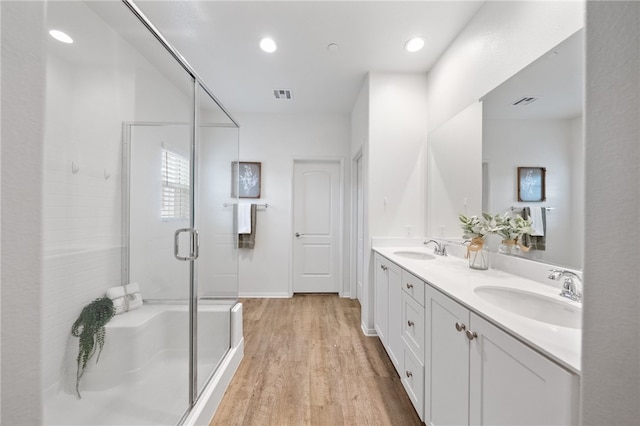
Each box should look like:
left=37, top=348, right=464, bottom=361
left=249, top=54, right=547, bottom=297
left=161, top=148, right=190, bottom=220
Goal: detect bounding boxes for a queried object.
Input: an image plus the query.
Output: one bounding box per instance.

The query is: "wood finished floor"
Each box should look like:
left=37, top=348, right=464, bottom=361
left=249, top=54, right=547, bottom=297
left=211, top=294, right=423, bottom=426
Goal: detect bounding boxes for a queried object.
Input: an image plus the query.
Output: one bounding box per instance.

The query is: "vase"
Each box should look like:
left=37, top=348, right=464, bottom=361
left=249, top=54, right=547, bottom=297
left=499, top=239, right=519, bottom=255
left=466, top=237, right=489, bottom=270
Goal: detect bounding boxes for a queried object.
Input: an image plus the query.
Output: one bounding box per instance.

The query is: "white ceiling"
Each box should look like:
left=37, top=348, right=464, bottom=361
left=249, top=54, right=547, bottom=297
left=133, top=1, right=484, bottom=115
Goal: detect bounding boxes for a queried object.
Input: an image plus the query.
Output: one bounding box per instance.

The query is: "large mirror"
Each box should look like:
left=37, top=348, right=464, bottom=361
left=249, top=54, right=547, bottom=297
left=427, top=29, right=584, bottom=270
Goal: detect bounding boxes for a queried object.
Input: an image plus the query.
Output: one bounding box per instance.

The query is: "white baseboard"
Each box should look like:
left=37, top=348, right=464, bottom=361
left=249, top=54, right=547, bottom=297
left=361, top=322, right=378, bottom=337
left=238, top=292, right=291, bottom=298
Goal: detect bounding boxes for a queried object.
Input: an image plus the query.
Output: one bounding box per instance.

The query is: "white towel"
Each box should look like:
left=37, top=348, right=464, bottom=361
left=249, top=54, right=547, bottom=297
left=106, top=282, right=143, bottom=315
left=237, top=203, right=252, bottom=234
left=529, top=207, right=545, bottom=236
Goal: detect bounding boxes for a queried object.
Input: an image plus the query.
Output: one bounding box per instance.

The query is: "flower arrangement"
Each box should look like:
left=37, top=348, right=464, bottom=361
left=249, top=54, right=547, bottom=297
left=494, top=213, right=533, bottom=240
left=458, top=213, right=501, bottom=239
left=459, top=212, right=534, bottom=263
left=459, top=212, right=533, bottom=240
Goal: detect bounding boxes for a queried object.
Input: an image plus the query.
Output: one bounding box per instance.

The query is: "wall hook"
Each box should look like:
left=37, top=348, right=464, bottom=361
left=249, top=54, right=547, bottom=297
left=71, top=162, right=80, bottom=174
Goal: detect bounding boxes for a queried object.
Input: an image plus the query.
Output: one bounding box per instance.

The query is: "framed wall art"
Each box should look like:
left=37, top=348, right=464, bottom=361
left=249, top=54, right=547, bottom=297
left=517, top=166, right=546, bottom=202
left=232, top=161, right=261, bottom=198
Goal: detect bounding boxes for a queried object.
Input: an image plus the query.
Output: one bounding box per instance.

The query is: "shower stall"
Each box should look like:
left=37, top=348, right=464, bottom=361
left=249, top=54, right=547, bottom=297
left=40, top=1, right=242, bottom=424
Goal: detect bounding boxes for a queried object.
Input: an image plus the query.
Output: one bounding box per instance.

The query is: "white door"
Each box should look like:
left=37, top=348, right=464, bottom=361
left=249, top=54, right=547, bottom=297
left=293, top=160, right=341, bottom=293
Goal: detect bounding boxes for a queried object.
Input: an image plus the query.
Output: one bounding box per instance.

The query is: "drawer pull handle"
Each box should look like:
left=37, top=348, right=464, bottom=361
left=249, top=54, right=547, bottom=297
left=466, top=330, right=478, bottom=341
left=406, top=283, right=413, bottom=289
left=405, top=370, right=413, bottom=378
left=407, top=320, right=414, bottom=327
left=455, top=322, right=466, bottom=332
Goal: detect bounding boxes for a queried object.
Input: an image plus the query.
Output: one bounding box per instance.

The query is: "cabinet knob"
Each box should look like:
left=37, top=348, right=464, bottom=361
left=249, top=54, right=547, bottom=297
left=380, top=265, right=387, bottom=271
left=455, top=322, right=466, bottom=332
left=465, top=330, right=478, bottom=341
left=406, top=283, right=413, bottom=289
left=407, top=320, right=414, bottom=327
left=405, top=370, right=413, bottom=378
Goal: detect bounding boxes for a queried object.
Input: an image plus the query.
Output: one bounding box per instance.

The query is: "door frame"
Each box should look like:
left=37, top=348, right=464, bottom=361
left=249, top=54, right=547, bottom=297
left=350, top=148, right=363, bottom=300
left=289, top=157, right=345, bottom=297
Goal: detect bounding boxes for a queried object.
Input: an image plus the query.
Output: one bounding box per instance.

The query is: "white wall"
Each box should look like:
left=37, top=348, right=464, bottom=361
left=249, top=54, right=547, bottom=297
left=427, top=102, right=483, bottom=240
left=1, top=2, right=45, bottom=424
left=235, top=113, right=351, bottom=297
left=426, top=1, right=584, bottom=131
left=582, top=2, right=640, bottom=424
left=353, top=72, right=428, bottom=333
left=483, top=117, right=583, bottom=269
left=369, top=73, right=428, bottom=238
left=350, top=76, right=372, bottom=329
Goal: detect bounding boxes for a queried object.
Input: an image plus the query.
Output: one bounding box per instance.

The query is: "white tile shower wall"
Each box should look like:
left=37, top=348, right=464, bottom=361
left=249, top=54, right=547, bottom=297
left=42, top=2, right=192, bottom=392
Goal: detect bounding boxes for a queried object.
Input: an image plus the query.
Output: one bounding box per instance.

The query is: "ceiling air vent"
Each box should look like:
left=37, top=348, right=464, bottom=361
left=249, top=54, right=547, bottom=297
left=273, top=89, right=293, bottom=100
left=512, top=96, right=539, bottom=106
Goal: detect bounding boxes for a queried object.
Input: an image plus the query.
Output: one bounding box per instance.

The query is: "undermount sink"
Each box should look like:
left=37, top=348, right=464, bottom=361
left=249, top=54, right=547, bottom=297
left=393, top=250, right=436, bottom=261
left=474, top=286, right=582, bottom=329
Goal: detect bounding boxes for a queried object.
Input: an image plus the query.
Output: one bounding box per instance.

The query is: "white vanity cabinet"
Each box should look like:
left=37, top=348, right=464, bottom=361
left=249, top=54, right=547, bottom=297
left=374, top=254, right=402, bottom=372
left=426, top=286, right=579, bottom=426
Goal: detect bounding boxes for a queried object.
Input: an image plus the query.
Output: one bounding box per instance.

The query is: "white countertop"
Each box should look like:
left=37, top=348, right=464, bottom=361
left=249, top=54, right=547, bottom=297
left=373, top=246, right=582, bottom=374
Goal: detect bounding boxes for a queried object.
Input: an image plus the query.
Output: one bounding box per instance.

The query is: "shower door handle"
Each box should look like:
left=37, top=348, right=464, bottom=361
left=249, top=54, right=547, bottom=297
left=174, top=228, right=199, bottom=261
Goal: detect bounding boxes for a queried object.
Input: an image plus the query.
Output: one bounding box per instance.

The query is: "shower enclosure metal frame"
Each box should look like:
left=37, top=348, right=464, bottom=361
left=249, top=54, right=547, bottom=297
left=120, top=0, right=240, bottom=417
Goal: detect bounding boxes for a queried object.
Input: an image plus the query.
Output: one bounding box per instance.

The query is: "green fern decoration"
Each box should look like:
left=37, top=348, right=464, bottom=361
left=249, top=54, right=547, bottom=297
left=71, top=297, right=115, bottom=398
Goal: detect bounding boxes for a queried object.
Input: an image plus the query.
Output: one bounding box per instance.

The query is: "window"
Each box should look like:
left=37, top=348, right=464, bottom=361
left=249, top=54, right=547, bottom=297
left=161, top=148, right=190, bottom=220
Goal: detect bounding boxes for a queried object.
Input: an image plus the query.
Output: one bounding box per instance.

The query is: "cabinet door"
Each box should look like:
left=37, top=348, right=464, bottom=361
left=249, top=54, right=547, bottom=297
left=374, top=255, right=388, bottom=344
left=469, top=313, right=579, bottom=426
left=426, top=287, right=471, bottom=426
left=387, top=261, right=402, bottom=372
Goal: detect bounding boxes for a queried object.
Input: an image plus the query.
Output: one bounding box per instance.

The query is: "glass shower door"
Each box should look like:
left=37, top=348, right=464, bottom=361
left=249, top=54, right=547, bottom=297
left=128, top=122, right=194, bottom=422
left=194, top=83, right=240, bottom=397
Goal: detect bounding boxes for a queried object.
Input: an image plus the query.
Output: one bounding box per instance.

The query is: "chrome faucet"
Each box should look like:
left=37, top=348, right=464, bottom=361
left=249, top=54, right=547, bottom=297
left=548, top=269, right=582, bottom=302
left=424, top=240, right=447, bottom=256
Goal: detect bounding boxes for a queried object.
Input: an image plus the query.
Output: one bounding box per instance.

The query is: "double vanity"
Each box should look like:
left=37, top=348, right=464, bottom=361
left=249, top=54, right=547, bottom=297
left=373, top=244, right=581, bottom=425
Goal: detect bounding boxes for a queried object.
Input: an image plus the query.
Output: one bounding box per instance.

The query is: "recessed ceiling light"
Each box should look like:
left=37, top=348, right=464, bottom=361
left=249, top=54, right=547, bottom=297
left=259, top=37, right=277, bottom=53
left=49, top=29, right=73, bottom=44
left=404, top=37, right=425, bottom=53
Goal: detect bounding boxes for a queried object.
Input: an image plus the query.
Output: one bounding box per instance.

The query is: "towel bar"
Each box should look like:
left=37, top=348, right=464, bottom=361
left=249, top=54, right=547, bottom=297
left=223, top=202, right=268, bottom=209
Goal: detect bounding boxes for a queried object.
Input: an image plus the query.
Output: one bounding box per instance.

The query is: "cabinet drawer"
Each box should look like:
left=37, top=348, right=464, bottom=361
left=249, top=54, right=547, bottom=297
left=402, top=344, right=425, bottom=421
left=402, top=291, right=425, bottom=362
left=401, top=269, right=425, bottom=306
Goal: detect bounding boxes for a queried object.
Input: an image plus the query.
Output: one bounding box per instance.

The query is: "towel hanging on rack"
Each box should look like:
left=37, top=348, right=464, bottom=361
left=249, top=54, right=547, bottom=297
left=237, top=204, right=252, bottom=234
left=521, top=207, right=546, bottom=251
left=529, top=207, right=545, bottom=237
left=238, top=204, right=257, bottom=249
